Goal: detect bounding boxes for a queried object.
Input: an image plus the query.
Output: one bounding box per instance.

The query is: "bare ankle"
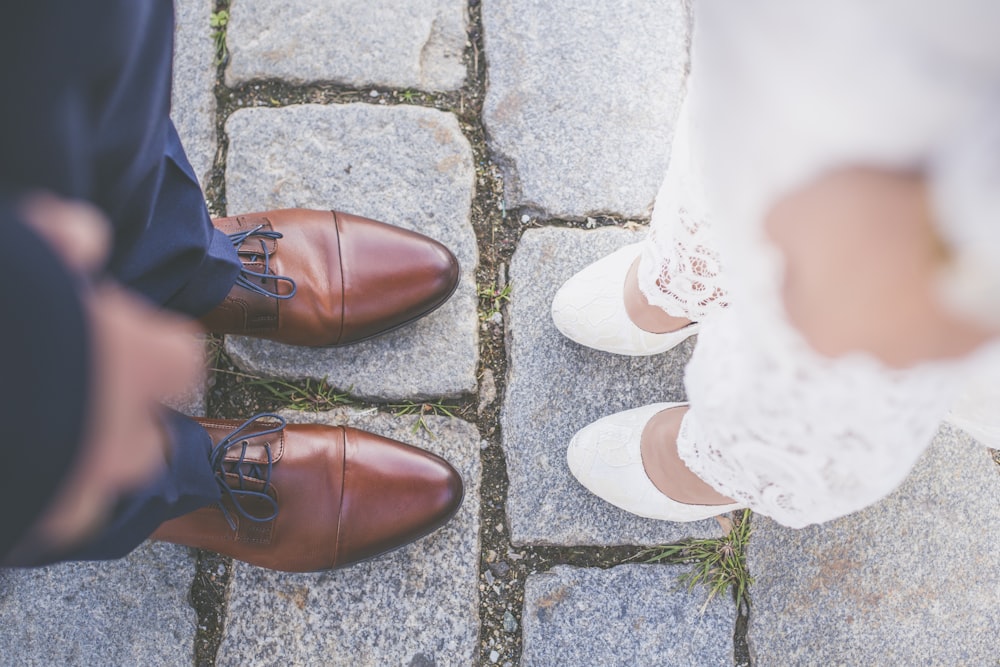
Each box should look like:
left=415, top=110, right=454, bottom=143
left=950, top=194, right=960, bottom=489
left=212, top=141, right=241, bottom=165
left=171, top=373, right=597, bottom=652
left=623, top=258, right=693, bottom=334
left=639, top=406, right=734, bottom=505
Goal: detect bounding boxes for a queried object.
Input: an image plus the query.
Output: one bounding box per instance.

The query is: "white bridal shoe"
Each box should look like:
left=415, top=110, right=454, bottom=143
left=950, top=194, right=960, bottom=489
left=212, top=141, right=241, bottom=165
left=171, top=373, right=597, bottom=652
left=551, top=243, right=699, bottom=356
left=567, top=403, right=744, bottom=522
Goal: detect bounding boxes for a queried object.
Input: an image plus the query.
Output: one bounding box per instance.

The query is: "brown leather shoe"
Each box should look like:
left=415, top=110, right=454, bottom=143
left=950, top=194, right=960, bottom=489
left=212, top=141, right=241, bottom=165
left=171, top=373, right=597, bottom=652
left=150, top=414, right=463, bottom=572
left=200, top=209, right=460, bottom=346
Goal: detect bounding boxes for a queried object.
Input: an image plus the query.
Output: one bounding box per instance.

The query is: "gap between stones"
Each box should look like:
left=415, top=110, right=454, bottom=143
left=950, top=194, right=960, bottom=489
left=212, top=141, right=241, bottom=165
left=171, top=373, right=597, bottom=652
left=190, top=1, right=752, bottom=665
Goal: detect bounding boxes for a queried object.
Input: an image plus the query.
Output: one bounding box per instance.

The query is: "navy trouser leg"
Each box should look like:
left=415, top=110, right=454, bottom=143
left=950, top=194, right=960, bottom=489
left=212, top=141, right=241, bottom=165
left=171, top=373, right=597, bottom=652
left=116, top=120, right=241, bottom=317
left=2, top=2, right=238, bottom=563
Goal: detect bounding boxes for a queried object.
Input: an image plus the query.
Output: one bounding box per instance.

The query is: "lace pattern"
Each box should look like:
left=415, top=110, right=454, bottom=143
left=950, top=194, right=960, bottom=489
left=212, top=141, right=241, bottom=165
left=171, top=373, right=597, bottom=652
left=677, top=312, right=961, bottom=527
left=638, top=103, right=729, bottom=321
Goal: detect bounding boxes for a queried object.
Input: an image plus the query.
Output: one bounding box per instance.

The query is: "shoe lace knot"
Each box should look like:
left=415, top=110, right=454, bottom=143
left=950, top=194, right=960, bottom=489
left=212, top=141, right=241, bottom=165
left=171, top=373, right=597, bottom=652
left=210, top=413, right=284, bottom=530
left=228, top=224, right=297, bottom=300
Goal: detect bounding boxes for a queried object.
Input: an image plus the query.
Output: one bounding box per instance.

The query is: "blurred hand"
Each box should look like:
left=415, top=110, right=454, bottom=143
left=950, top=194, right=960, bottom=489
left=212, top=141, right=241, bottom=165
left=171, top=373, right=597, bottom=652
left=765, top=167, right=998, bottom=368
left=17, top=194, right=204, bottom=553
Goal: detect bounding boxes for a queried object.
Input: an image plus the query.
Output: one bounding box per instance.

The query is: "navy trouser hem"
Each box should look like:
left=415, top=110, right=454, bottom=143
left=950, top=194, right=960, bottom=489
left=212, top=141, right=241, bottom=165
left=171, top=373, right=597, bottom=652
left=56, top=410, right=221, bottom=563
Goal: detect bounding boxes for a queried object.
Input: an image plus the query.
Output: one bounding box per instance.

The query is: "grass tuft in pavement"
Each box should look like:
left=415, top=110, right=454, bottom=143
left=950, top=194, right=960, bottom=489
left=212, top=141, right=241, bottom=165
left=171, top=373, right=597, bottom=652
left=637, top=509, right=753, bottom=612
left=478, top=281, right=512, bottom=321
left=212, top=367, right=352, bottom=411
left=389, top=400, right=460, bottom=437
left=209, top=9, right=229, bottom=65
left=251, top=376, right=352, bottom=411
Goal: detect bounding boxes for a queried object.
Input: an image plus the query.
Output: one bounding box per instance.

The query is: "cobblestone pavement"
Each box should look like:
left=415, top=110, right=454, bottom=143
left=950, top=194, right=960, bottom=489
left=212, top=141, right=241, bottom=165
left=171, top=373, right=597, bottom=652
left=1, top=1, right=998, bottom=665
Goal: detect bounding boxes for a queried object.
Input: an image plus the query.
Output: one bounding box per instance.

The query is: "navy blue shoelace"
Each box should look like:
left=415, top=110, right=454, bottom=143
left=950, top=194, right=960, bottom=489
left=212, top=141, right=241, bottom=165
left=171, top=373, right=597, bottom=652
left=228, top=224, right=297, bottom=299
left=210, top=413, right=285, bottom=530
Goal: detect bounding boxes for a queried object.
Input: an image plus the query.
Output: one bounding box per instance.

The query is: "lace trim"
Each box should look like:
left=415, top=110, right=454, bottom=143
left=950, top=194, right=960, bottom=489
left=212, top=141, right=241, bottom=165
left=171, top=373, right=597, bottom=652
left=674, top=313, right=961, bottom=528
left=639, top=206, right=729, bottom=320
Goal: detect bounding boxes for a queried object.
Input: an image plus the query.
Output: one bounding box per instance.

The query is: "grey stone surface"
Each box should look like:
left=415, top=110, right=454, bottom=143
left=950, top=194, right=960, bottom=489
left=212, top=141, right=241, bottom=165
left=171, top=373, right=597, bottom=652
left=165, top=382, right=206, bottom=418
left=218, top=409, right=480, bottom=667
left=163, top=335, right=210, bottom=417
left=0, top=543, right=197, bottom=666
left=503, top=227, right=723, bottom=545
left=748, top=424, right=1000, bottom=666
left=164, top=378, right=207, bottom=418
left=483, top=0, right=689, bottom=219
left=172, top=0, right=217, bottom=186
left=522, top=565, right=735, bottom=666
left=223, top=104, right=478, bottom=400
left=226, top=0, right=468, bottom=91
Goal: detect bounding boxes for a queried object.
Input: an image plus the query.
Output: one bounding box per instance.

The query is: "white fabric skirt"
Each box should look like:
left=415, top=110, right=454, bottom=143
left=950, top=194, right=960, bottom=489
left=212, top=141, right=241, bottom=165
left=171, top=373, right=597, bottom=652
left=638, top=0, right=1000, bottom=527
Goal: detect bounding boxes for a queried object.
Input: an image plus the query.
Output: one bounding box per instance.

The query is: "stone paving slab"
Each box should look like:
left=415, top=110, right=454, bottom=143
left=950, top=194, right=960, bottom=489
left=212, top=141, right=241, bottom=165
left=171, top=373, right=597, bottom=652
left=172, top=0, right=217, bottom=187
left=223, top=104, right=478, bottom=400
left=483, top=0, right=688, bottom=219
left=0, top=542, right=198, bottom=666
left=522, top=565, right=735, bottom=666
left=225, top=0, right=468, bottom=91
left=747, top=424, right=1000, bottom=665
left=218, top=409, right=480, bottom=667
left=946, top=343, right=1000, bottom=449
left=165, top=378, right=207, bottom=419
left=503, top=226, right=723, bottom=546
left=162, top=335, right=210, bottom=417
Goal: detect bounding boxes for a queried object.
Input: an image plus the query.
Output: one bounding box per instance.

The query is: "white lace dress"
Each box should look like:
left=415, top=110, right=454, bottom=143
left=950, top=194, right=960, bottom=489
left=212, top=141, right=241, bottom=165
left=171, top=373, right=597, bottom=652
left=638, top=0, right=1000, bottom=528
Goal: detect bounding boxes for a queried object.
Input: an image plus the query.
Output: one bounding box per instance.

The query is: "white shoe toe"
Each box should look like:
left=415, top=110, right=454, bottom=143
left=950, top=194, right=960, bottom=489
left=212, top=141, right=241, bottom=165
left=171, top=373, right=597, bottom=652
left=551, top=243, right=698, bottom=356
left=566, top=403, right=744, bottom=522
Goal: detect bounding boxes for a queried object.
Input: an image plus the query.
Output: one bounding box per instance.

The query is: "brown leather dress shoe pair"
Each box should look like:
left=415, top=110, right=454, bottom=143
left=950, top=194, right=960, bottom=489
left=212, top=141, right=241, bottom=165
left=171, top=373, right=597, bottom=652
left=156, top=209, right=464, bottom=571
left=152, top=415, right=463, bottom=573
